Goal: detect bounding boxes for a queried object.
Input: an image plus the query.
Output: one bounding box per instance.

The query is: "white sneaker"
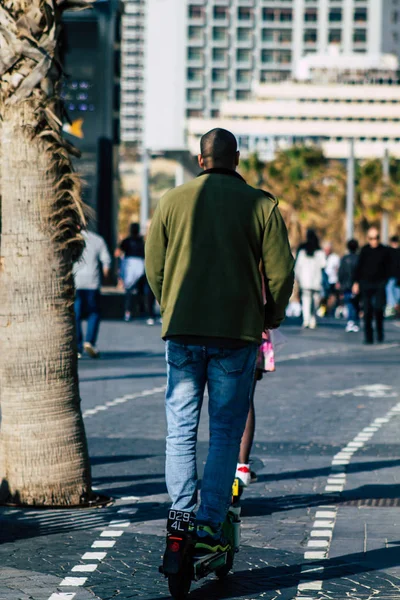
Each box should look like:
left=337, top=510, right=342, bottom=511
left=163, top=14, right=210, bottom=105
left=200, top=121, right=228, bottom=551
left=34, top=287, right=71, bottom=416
left=236, top=464, right=251, bottom=487
left=309, top=317, right=317, bottom=329
left=352, top=324, right=360, bottom=333
left=302, top=321, right=310, bottom=329
left=146, top=318, right=155, bottom=326
left=346, top=321, right=355, bottom=333
left=84, top=342, right=100, bottom=359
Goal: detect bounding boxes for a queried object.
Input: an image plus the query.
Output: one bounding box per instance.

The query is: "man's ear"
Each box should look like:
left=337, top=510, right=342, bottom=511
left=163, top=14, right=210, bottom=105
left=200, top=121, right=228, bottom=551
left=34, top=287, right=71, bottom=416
left=198, top=154, right=205, bottom=169
left=235, top=151, right=240, bottom=167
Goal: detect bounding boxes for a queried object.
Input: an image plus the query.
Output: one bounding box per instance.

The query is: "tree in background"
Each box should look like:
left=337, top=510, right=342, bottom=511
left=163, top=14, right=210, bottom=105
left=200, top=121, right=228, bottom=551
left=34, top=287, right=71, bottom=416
left=240, top=146, right=400, bottom=250
left=0, top=0, right=93, bottom=505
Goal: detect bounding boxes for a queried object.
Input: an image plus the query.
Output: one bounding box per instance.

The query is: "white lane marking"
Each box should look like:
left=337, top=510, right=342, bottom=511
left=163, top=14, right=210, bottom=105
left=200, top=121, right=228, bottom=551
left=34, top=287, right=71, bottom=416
left=297, top=392, right=400, bottom=600
left=298, top=581, right=323, bottom=591
left=49, top=595, right=76, bottom=600
left=82, top=552, right=107, bottom=560
left=109, top=520, right=130, bottom=527
left=304, top=551, right=327, bottom=559
left=60, top=578, right=87, bottom=587
left=82, top=385, right=167, bottom=419
left=92, top=540, right=116, bottom=548
left=310, top=530, right=332, bottom=538
left=318, top=383, right=398, bottom=399
left=100, top=530, right=124, bottom=537
left=71, top=565, right=98, bottom=573
left=313, top=520, right=334, bottom=528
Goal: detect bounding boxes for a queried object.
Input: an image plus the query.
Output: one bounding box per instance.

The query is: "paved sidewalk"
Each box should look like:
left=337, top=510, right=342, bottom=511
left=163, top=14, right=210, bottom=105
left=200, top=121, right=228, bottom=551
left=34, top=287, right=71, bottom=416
left=0, top=318, right=399, bottom=599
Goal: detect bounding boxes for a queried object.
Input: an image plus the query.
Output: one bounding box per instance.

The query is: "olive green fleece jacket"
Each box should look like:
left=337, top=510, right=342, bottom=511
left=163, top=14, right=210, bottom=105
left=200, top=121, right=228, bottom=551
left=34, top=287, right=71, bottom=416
left=145, top=169, right=294, bottom=345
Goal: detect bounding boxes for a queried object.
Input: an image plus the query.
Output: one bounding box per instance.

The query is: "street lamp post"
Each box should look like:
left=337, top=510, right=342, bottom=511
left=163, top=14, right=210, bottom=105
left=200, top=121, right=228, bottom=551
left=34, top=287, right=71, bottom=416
left=141, top=148, right=150, bottom=235
left=346, top=138, right=355, bottom=241
left=381, top=148, right=390, bottom=245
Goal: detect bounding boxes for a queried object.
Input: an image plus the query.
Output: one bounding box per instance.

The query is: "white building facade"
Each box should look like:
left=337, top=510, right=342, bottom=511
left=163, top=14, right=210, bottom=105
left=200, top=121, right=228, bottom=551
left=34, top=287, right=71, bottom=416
left=121, top=0, right=145, bottom=144
left=126, top=0, right=400, bottom=149
left=187, top=70, right=400, bottom=160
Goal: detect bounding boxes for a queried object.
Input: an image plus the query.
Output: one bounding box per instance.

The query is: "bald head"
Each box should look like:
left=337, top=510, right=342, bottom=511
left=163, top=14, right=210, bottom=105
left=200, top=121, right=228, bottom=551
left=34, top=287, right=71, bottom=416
left=367, top=227, right=380, bottom=248
left=198, top=128, right=239, bottom=170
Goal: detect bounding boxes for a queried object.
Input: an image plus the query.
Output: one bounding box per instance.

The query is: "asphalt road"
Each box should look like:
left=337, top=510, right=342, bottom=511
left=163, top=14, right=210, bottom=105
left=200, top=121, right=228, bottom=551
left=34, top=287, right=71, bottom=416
left=1, top=317, right=400, bottom=600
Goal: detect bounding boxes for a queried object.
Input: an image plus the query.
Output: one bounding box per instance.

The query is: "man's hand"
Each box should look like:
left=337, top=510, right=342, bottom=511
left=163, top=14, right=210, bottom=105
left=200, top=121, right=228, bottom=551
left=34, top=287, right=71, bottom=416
left=352, top=282, right=360, bottom=296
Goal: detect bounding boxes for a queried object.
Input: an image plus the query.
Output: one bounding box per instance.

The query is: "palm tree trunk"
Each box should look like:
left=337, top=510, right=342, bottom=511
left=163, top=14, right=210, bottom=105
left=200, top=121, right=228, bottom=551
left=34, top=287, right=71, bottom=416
left=0, top=1, right=92, bottom=505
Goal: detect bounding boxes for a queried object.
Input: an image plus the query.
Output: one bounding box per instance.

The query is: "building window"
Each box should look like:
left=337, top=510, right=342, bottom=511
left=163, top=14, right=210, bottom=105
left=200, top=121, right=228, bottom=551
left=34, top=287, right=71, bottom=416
left=277, top=50, right=291, bottom=64
left=261, top=49, right=274, bottom=63
left=212, top=89, right=228, bottom=103
left=212, top=47, right=227, bottom=62
left=236, top=90, right=250, bottom=100
left=187, top=68, right=201, bottom=81
left=236, top=69, right=251, bottom=83
left=393, top=31, right=399, bottom=42
left=353, top=28, right=367, bottom=43
left=213, top=6, right=227, bottom=20
left=186, top=110, right=203, bottom=118
left=279, top=30, right=292, bottom=43
left=329, top=8, right=342, bottom=22
left=187, top=47, right=202, bottom=60
left=354, top=7, right=368, bottom=23
left=237, top=27, right=252, bottom=42
left=188, top=5, right=202, bottom=19
left=212, top=68, right=226, bottom=82
left=262, top=8, right=274, bottom=21
left=304, top=8, right=317, bottom=22
left=392, top=10, right=399, bottom=23
left=187, top=89, right=202, bottom=102
left=238, top=7, right=252, bottom=20
left=329, top=29, right=342, bottom=43
left=237, top=48, right=251, bottom=63
left=262, top=29, right=274, bottom=42
left=280, top=9, right=293, bottom=22
left=213, top=27, right=228, bottom=41
left=304, top=29, right=317, bottom=44
left=188, top=26, right=202, bottom=40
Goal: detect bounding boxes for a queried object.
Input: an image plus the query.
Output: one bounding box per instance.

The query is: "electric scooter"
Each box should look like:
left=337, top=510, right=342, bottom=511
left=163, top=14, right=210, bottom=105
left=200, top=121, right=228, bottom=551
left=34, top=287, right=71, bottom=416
left=159, top=478, right=242, bottom=599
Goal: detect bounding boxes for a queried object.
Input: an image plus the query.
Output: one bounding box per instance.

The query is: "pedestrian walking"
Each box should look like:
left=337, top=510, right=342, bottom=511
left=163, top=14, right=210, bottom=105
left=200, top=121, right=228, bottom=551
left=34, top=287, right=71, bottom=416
left=353, top=227, right=392, bottom=344
left=339, top=239, right=360, bottom=333
left=321, top=241, right=341, bottom=317
left=119, top=223, right=145, bottom=322
left=386, top=235, right=400, bottom=317
left=73, top=229, right=111, bottom=358
left=295, top=229, right=326, bottom=329
left=145, top=127, right=294, bottom=556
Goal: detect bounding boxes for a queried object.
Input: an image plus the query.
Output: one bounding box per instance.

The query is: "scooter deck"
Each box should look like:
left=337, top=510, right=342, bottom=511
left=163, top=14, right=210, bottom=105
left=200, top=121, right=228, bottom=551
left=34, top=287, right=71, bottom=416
left=193, top=550, right=228, bottom=580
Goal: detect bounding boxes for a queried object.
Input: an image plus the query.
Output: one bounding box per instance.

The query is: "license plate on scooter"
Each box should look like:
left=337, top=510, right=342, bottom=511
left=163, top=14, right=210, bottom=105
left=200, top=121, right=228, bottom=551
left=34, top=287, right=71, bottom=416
left=167, top=510, right=192, bottom=534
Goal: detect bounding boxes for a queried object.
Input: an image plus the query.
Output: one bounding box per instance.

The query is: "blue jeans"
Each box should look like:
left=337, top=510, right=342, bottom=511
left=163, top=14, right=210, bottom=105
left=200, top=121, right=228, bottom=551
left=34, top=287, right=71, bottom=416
left=343, top=291, right=359, bottom=324
left=74, top=289, right=101, bottom=353
left=386, top=278, right=400, bottom=308
left=165, top=341, right=257, bottom=530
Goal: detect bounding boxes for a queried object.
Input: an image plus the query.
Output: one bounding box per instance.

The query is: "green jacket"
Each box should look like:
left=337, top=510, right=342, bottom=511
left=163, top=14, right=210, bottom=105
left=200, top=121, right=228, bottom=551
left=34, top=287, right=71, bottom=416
left=145, top=169, right=294, bottom=344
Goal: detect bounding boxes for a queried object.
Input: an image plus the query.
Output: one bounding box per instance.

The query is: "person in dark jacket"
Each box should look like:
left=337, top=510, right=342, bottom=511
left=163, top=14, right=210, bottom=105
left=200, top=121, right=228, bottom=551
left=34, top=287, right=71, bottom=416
left=119, top=223, right=145, bottom=321
left=146, top=128, right=294, bottom=555
left=353, top=228, right=392, bottom=344
left=339, top=239, right=360, bottom=333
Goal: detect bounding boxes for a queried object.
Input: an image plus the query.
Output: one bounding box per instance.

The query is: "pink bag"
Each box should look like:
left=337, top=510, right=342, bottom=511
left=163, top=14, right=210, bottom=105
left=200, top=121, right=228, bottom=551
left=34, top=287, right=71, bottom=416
left=257, top=331, right=275, bottom=372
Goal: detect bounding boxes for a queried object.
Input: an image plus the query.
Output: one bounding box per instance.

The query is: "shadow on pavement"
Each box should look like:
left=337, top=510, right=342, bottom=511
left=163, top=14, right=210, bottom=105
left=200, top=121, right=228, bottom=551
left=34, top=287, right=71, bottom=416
left=186, top=544, right=400, bottom=599
left=256, top=458, right=400, bottom=484
left=81, top=372, right=166, bottom=383
left=242, top=483, right=400, bottom=517
left=90, top=454, right=157, bottom=466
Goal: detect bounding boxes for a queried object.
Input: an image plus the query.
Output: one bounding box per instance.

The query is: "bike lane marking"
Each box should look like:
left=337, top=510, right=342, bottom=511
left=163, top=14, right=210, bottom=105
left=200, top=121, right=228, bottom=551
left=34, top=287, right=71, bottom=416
left=295, top=387, right=400, bottom=599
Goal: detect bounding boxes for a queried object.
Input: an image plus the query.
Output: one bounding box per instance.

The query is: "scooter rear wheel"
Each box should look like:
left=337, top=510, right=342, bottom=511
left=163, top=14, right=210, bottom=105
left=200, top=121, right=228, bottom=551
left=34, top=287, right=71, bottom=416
left=215, top=549, right=234, bottom=579
left=168, top=566, right=192, bottom=599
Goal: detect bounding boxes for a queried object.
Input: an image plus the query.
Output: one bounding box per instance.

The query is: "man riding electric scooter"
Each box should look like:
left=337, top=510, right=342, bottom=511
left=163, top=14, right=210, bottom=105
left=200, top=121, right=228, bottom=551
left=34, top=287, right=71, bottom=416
left=145, top=128, right=294, bottom=593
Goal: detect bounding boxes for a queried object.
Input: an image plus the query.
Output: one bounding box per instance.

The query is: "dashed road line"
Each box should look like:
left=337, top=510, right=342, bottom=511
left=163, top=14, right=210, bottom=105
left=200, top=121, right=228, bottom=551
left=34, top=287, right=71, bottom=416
left=295, top=387, right=400, bottom=600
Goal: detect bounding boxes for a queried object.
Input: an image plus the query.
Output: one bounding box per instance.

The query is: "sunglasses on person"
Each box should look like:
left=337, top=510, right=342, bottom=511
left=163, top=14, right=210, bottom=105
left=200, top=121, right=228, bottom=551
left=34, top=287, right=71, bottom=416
left=368, top=235, right=380, bottom=241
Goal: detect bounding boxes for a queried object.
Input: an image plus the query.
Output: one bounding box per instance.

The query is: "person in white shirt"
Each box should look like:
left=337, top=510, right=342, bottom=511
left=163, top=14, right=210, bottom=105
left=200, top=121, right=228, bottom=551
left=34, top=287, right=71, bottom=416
left=73, top=230, right=111, bottom=358
left=322, top=241, right=341, bottom=316
left=295, top=230, right=326, bottom=329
